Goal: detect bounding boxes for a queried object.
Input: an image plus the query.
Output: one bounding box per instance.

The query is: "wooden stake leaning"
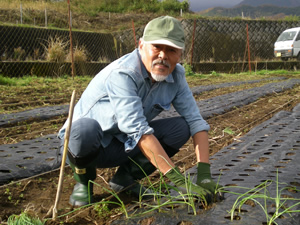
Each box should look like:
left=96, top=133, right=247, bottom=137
left=52, top=90, right=76, bottom=220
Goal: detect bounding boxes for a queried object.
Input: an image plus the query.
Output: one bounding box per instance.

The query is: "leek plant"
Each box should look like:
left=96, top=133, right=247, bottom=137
left=227, top=170, right=300, bottom=225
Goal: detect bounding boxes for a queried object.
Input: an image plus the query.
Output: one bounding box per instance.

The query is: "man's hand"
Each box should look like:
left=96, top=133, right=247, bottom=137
left=196, top=162, right=225, bottom=201
left=165, top=166, right=213, bottom=204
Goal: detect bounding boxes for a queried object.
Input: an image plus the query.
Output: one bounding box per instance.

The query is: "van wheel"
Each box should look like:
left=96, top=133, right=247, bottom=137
left=297, top=53, right=300, bottom=61
left=281, top=57, right=288, bottom=61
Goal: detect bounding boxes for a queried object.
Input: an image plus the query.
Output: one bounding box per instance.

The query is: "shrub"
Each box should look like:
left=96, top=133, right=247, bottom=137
left=13, top=47, right=26, bottom=61
left=43, top=36, right=68, bottom=63
left=66, top=46, right=88, bottom=62
left=183, top=63, right=195, bottom=76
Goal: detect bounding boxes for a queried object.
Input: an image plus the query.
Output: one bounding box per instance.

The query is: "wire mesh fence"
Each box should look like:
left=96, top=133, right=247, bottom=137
left=182, top=19, right=300, bottom=63
left=1, top=1, right=300, bottom=77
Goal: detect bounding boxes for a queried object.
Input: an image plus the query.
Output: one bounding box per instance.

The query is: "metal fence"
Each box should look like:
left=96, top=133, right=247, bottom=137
left=182, top=19, right=300, bottom=63
left=1, top=2, right=300, bottom=76
left=115, top=19, right=300, bottom=63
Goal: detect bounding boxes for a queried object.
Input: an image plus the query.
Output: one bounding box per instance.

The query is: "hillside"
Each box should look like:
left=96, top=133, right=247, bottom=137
left=237, top=0, right=300, bottom=7
left=0, top=0, right=189, bottom=33
left=198, top=4, right=300, bottom=19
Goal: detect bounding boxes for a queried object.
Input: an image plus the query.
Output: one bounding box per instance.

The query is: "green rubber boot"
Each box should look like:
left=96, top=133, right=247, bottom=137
left=109, top=152, right=157, bottom=199
left=69, top=162, right=96, bottom=207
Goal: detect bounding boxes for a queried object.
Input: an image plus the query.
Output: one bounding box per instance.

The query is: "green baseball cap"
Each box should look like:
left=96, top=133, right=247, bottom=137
left=142, top=16, right=185, bottom=49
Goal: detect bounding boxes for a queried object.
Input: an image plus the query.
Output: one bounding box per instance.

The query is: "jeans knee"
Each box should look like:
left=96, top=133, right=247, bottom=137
left=71, top=118, right=101, bottom=138
left=68, top=118, right=103, bottom=158
left=151, top=117, right=190, bottom=150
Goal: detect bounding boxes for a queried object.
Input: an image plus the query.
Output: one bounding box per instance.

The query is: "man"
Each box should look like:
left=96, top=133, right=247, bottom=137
left=58, top=16, right=223, bottom=207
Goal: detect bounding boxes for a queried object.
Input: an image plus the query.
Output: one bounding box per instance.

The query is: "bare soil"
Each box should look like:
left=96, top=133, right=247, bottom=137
left=0, top=73, right=300, bottom=224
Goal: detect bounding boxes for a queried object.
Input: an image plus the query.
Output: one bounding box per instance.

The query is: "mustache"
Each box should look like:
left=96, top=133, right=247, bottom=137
left=152, top=59, right=170, bottom=68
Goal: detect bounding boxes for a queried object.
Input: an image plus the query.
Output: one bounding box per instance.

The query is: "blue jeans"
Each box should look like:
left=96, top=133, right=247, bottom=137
left=61, top=117, right=190, bottom=168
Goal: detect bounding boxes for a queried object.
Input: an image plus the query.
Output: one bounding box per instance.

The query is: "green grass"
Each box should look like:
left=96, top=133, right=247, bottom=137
left=7, top=211, right=44, bottom=225
left=0, top=75, right=17, bottom=86
left=0, top=74, right=91, bottom=87
left=0, top=75, right=41, bottom=86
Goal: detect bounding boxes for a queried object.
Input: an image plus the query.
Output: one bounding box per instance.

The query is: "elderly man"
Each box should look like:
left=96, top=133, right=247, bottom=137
left=58, top=16, right=222, bottom=207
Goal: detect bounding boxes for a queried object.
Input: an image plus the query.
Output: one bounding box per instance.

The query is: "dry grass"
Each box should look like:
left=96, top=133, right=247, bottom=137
left=66, top=46, right=88, bottom=63
left=43, top=36, right=68, bottom=63
left=0, top=0, right=67, bottom=13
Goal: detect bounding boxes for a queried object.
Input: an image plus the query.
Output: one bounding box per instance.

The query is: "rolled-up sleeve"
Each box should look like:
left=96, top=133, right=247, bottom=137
left=105, top=70, right=154, bottom=152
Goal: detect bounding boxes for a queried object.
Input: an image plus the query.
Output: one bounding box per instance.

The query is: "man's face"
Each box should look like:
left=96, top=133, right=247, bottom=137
left=139, top=40, right=182, bottom=82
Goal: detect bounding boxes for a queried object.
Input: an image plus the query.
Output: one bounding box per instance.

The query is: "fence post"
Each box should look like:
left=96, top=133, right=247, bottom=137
left=132, top=19, right=137, bottom=48
left=246, top=24, right=251, bottom=73
left=70, top=11, right=72, bottom=28
left=68, top=0, right=75, bottom=79
left=45, top=8, right=48, bottom=27
left=190, top=19, right=196, bottom=65
left=20, top=3, right=23, bottom=24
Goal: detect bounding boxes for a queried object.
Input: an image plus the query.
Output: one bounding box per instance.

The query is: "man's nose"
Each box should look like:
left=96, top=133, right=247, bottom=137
left=158, top=49, right=168, bottom=59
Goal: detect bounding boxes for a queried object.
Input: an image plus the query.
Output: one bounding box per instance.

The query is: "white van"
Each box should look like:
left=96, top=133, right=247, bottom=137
left=274, top=27, right=300, bottom=61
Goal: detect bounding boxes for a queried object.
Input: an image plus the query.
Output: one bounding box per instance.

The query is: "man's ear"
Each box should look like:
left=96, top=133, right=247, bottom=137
left=138, top=39, right=143, bottom=50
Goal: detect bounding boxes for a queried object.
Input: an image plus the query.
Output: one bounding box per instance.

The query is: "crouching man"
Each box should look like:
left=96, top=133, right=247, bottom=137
left=58, top=16, right=223, bottom=206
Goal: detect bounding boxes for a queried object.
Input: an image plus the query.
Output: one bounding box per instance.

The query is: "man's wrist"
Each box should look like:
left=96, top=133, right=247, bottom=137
left=197, top=162, right=211, bottom=178
left=163, top=167, right=173, bottom=175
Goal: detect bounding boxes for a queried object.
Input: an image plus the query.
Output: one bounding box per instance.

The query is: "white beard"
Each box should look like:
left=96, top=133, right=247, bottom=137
left=151, top=73, right=168, bottom=82
left=150, top=59, right=170, bottom=82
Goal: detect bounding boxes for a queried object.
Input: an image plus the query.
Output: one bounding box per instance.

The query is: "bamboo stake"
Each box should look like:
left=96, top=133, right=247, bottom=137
left=52, top=90, right=76, bottom=220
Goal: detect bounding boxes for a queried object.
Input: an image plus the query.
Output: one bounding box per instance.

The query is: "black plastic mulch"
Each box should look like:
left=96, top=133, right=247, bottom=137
left=0, top=105, right=69, bottom=128
left=190, top=77, right=286, bottom=95
left=0, top=134, right=60, bottom=185
left=158, top=78, right=300, bottom=119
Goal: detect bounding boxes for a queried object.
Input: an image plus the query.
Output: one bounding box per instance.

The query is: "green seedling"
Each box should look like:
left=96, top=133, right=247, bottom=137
left=94, top=202, right=110, bottom=217
left=91, top=180, right=129, bottom=218
left=128, top=156, right=211, bottom=216
left=227, top=170, right=300, bottom=225
left=5, top=188, right=13, bottom=201
left=223, top=127, right=235, bottom=135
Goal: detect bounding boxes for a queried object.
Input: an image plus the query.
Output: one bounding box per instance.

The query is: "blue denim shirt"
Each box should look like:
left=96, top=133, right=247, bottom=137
left=58, top=49, right=210, bottom=152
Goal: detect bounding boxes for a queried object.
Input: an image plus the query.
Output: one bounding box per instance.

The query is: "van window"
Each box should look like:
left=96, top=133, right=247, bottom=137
left=277, top=31, right=297, bottom=41
left=296, top=32, right=300, bottom=41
